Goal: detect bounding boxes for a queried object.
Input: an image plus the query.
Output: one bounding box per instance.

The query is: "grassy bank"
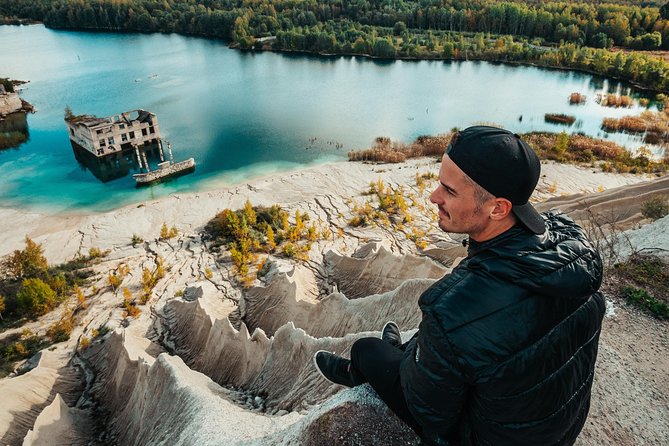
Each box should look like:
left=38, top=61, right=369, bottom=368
left=348, top=130, right=669, bottom=175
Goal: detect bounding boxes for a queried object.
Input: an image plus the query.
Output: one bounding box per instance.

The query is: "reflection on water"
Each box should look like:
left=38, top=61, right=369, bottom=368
left=71, top=143, right=163, bottom=183
left=0, top=25, right=663, bottom=212
left=0, top=112, right=29, bottom=150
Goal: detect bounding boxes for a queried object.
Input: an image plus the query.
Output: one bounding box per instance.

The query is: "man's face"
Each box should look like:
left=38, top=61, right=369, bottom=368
left=430, top=155, right=492, bottom=237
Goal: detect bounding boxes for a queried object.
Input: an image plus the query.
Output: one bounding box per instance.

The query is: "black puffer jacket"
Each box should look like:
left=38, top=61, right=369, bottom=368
left=400, top=212, right=605, bottom=445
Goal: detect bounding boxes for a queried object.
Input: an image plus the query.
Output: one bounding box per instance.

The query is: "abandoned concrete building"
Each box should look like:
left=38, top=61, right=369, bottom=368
left=65, top=109, right=194, bottom=184
left=65, top=109, right=166, bottom=182
left=65, top=109, right=160, bottom=157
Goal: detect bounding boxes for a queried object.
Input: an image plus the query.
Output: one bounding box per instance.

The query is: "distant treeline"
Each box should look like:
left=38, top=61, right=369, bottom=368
left=1, top=0, right=669, bottom=90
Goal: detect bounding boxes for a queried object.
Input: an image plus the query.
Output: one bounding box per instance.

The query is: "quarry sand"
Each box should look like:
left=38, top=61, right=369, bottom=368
left=1, top=158, right=667, bottom=445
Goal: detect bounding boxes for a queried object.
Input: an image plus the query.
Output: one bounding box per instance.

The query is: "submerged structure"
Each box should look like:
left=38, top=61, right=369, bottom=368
left=65, top=109, right=160, bottom=157
left=65, top=109, right=194, bottom=184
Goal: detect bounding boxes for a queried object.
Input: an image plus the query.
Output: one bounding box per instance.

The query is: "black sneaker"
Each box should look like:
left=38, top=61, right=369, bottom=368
left=313, top=350, right=355, bottom=387
left=382, top=321, right=402, bottom=348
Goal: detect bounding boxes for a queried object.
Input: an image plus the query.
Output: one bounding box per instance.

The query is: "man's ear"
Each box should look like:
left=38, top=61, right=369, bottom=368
left=490, top=198, right=514, bottom=220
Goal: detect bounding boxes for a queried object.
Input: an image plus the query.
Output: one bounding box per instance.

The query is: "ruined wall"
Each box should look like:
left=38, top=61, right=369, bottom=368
left=0, top=93, right=22, bottom=116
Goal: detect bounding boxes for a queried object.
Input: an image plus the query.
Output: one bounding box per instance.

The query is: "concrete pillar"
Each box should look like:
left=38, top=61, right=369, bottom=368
left=142, top=150, right=150, bottom=172
left=168, top=142, right=173, bottom=162
left=158, top=139, right=165, bottom=162
left=134, top=145, right=143, bottom=171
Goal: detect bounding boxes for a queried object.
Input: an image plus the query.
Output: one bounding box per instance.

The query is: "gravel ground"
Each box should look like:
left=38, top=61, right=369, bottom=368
left=577, top=287, right=669, bottom=445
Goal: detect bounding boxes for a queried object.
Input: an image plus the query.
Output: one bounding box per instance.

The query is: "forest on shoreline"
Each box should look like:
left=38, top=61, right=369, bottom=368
left=1, top=0, right=669, bottom=91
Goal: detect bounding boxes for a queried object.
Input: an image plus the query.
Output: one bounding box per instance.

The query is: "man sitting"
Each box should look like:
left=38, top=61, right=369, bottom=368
left=314, top=126, right=605, bottom=445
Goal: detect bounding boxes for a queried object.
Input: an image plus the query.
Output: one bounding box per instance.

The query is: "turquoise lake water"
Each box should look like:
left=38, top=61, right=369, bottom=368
left=0, top=25, right=659, bottom=213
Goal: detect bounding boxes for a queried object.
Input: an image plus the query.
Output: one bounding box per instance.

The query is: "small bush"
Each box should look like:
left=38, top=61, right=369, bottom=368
left=16, top=278, right=57, bottom=317
left=79, top=336, right=91, bottom=350
left=107, top=273, right=122, bottom=292
left=160, top=223, right=169, bottom=239
left=131, top=234, right=144, bottom=246
left=545, top=113, right=576, bottom=125
left=282, top=242, right=296, bottom=258
left=124, top=301, right=141, bottom=318
left=640, top=195, right=669, bottom=221
left=46, top=311, right=74, bottom=343
left=75, top=286, right=86, bottom=310
left=622, top=286, right=669, bottom=319
left=88, top=247, right=104, bottom=259
left=569, top=92, right=586, bottom=104
left=348, top=134, right=452, bottom=163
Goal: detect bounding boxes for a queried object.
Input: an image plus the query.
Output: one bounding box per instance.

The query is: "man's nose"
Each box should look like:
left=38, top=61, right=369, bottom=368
left=429, top=187, right=439, bottom=204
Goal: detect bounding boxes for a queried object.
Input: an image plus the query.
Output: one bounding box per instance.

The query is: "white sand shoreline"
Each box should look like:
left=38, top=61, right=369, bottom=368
left=0, top=158, right=654, bottom=264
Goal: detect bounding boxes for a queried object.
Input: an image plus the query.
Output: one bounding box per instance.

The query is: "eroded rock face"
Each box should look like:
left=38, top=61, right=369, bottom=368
left=155, top=246, right=442, bottom=419
left=0, top=352, right=83, bottom=446
left=536, top=175, right=669, bottom=230
left=21, top=394, right=90, bottom=446
left=60, top=244, right=439, bottom=443
left=324, top=243, right=447, bottom=299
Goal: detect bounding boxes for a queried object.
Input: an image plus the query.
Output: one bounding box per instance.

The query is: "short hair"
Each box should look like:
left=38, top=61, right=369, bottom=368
left=462, top=171, right=495, bottom=211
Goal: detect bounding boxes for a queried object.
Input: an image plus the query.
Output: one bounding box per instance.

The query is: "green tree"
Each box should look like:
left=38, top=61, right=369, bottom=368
left=393, top=21, right=406, bottom=36
left=641, top=32, right=662, bottom=50
left=352, top=36, right=367, bottom=54
left=660, top=3, right=669, bottom=20
left=590, top=33, right=610, bottom=49
left=0, top=295, right=5, bottom=321
left=265, top=225, right=276, bottom=252
left=372, top=38, right=396, bottom=58
left=554, top=131, right=569, bottom=158
left=16, top=278, right=57, bottom=317
left=443, top=41, right=454, bottom=58
left=243, top=199, right=257, bottom=226
left=601, top=14, right=631, bottom=45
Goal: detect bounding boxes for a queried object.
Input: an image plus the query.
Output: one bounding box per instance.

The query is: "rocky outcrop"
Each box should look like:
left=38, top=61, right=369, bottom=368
left=21, top=394, right=90, bottom=446
left=324, top=243, right=447, bottom=299
left=0, top=92, right=22, bottom=117
left=81, top=330, right=306, bottom=445
left=165, top=293, right=402, bottom=411
left=0, top=349, right=83, bottom=446
left=537, top=175, right=669, bottom=230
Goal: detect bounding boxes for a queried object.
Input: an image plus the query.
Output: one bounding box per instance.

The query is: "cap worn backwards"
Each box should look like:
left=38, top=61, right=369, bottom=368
left=446, top=126, right=545, bottom=235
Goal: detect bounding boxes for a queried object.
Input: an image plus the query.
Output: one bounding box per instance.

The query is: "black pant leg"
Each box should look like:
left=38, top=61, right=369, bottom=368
left=350, top=337, right=422, bottom=435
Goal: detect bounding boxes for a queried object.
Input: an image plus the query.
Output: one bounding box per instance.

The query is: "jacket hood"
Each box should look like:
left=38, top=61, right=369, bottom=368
left=467, top=211, right=603, bottom=299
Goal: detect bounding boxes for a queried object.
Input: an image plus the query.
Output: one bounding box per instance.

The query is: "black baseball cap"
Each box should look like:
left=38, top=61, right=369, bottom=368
left=446, top=126, right=545, bottom=235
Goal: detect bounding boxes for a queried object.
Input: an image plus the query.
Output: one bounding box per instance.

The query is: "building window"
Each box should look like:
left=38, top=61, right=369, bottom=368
left=129, top=131, right=135, bottom=139
left=141, top=128, right=147, bottom=136
left=119, top=124, right=125, bottom=129
left=97, top=149, right=104, bottom=155
left=70, top=129, right=74, bottom=136
left=99, top=139, right=106, bottom=147
left=108, top=137, right=115, bottom=145
left=121, top=133, right=128, bottom=142
left=149, top=126, right=154, bottom=134
left=96, top=129, right=103, bottom=135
